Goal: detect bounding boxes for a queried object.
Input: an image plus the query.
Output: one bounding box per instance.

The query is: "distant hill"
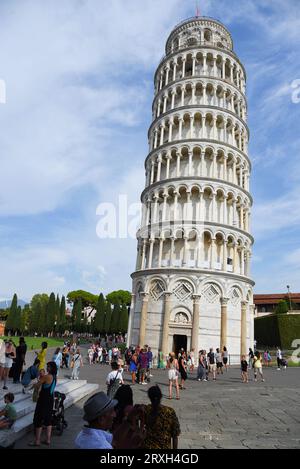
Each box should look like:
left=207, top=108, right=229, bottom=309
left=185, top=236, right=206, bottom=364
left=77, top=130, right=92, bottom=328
left=0, top=299, right=28, bottom=309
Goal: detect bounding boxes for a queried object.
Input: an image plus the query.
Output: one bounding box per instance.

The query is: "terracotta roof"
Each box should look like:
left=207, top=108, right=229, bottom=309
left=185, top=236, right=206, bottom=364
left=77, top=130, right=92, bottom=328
left=254, top=293, right=300, bottom=305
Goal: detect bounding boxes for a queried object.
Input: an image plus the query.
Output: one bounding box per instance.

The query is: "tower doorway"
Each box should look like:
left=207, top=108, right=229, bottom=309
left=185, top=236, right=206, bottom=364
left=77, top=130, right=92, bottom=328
left=173, top=335, right=187, bottom=356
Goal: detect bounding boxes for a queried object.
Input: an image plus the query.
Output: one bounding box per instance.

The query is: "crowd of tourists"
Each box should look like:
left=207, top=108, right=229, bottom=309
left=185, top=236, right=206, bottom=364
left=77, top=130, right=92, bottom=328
left=0, top=335, right=290, bottom=449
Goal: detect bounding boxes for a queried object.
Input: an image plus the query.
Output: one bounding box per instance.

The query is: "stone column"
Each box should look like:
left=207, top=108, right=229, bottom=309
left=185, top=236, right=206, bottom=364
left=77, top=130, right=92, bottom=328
left=161, top=292, right=172, bottom=356
left=168, top=119, right=173, bottom=142
left=192, top=55, right=196, bottom=76
left=162, top=193, right=168, bottom=221
left=173, top=63, right=177, bottom=82
left=141, top=239, right=147, bottom=269
left=223, top=156, right=228, bottom=180
left=171, top=90, right=176, bottom=110
left=178, top=118, right=183, bottom=140
left=182, top=236, right=189, bottom=266
left=197, top=234, right=202, bottom=267
left=158, top=238, right=164, bottom=267
left=148, top=239, right=154, bottom=269
left=165, top=66, right=170, bottom=86
left=159, top=125, right=165, bottom=146
left=203, top=53, right=207, bottom=74
left=182, top=58, right=186, bottom=78
left=150, top=161, right=155, bottom=185
left=210, top=238, right=216, bottom=269
left=166, top=154, right=171, bottom=179
left=139, top=292, right=149, bottom=347
left=176, top=152, right=181, bottom=176
left=188, top=150, right=193, bottom=176
left=163, top=95, right=168, bottom=113
left=223, top=196, right=227, bottom=224
left=240, top=301, right=248, bottom=357
left=191, top=83, right=196, bottom=104
left=181, top=86, right=185, bottom=106
left=190, top=116, right=194, bottom=139
left=191, top=295, right=201, bottom=362
left=156, top=155, right=162, bottom=182
left=170, top=237, right=175, bottom=266
left=126, top=293, right=136, bottom=347
left=222, top=240, right=227, bottom=271
left=220, top=298, right=229, bottom=351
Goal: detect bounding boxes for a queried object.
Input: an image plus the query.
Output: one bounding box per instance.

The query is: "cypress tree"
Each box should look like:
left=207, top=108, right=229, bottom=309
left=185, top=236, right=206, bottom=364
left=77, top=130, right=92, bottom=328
left=15, top=305, right=22, bottom=334
left=5, top=293, right=18, bottom=334
left=110, top=303, right=121, bottom=334
left=46, top=293, right=56, bottom=334
left=104, top=302, right=112, bottom=334
left=74, top=298, right=82, bottom=332
left=119, top=304, right=129, bottom=334
left=58, top=296, right=67, bottom=334
left=94, top=294, right=106, bottom=335
left=55, top=295, right=60, bottom=329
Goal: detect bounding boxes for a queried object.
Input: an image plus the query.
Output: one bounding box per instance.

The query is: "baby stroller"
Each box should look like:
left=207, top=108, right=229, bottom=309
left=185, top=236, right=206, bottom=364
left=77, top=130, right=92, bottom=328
left=52, top=391, right=68, bottom=435
left=281, top=358, right=288, bottom=369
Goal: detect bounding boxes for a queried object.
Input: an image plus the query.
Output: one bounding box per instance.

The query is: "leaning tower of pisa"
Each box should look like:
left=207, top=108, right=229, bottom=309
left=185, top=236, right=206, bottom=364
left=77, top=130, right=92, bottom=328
left=127, top=16, right=255, bottom=363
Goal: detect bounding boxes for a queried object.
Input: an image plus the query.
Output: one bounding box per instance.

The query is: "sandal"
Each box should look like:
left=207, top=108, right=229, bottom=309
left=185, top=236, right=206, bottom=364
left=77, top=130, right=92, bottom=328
left=41, top=440, right=50, bottom=446
left=28, top=442, right=40, bottom=447
left=168, top=397, right=173, bottom=399
left=176, top=397, right=180, bottom=400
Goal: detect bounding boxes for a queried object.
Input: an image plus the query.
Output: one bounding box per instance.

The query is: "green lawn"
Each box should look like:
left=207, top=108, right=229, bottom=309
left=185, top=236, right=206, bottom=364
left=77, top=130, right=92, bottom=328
left=0, top=336, right=65, bottom=350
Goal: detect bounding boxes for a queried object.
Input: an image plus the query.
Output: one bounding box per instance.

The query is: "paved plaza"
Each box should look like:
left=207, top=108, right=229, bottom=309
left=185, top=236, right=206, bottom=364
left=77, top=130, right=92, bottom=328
left=11, top=345, right=300, bottom=450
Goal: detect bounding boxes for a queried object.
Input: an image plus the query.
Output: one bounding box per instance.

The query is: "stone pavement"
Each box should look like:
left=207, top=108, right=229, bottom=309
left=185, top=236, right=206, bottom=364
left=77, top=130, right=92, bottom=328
left=11, top=346, right=300, bottom=449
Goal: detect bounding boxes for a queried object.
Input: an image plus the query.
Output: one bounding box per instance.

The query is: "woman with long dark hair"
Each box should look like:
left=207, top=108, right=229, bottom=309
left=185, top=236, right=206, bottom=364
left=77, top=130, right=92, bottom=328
left=144, top=385, right=180, bottom=449
left=113, top=384, right=134, bottom=431
left=13, top=337, right=27, bottom=383
left=29, top=361, right=57, bottom=446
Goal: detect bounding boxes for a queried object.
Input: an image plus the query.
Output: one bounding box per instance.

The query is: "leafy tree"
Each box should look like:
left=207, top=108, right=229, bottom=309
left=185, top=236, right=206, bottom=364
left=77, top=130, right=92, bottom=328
left=31, top=294, right=49, bottom=314
left=94, top=294, right=106, bottom=335
left=106, top=290, right=131, bottom=306
left=275, top=299, right=289, bottom=314
left=37, top=302, right=46, bottom=335
left=19, top=307, right=27, bottom=334
left=104, top=302, right=112, bottom=334
left=67, top=290, right=98, bottom=312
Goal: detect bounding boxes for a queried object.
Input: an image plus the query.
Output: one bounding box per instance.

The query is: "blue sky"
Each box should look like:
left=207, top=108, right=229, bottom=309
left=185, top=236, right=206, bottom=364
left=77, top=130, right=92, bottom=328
left=0, top=0, right=299, bottom=301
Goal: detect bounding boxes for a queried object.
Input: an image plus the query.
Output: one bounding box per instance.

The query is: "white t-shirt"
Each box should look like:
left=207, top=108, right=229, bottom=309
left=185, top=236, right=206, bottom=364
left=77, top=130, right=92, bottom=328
left=276, top=349, right=282, bottom=359
left=106, top=370, right=123, bottom=385
left=0, top=339, right=5, bottom=365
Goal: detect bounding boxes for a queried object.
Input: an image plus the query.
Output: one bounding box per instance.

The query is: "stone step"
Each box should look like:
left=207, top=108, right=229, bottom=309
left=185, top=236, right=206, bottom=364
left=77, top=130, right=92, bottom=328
left=0, top=382, right=99, bottom=448
left=0, top=379, right=71, bottom=405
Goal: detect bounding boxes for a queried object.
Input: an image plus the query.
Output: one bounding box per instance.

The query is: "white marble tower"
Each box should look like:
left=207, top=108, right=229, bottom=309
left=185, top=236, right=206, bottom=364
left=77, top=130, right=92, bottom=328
left=128, top=16, right=255, bottom=364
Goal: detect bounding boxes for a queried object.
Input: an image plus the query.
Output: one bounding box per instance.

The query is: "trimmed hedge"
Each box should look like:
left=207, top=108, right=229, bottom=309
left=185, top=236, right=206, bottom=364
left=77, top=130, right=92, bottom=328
left=255, top=314, right=300, bottom=348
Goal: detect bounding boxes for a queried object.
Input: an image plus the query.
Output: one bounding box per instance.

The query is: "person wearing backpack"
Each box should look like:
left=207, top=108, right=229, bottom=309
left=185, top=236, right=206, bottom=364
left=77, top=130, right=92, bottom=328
left=207, top=348, right=217, bottom=381
left=71, top=349, right=83, bottom=380
left=106, top=362, right=124, bottom=399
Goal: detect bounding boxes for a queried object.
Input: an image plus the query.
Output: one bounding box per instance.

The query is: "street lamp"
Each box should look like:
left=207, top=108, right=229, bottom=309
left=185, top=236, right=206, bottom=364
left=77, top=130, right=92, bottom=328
left=287, top=285, right=292, bottom=311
